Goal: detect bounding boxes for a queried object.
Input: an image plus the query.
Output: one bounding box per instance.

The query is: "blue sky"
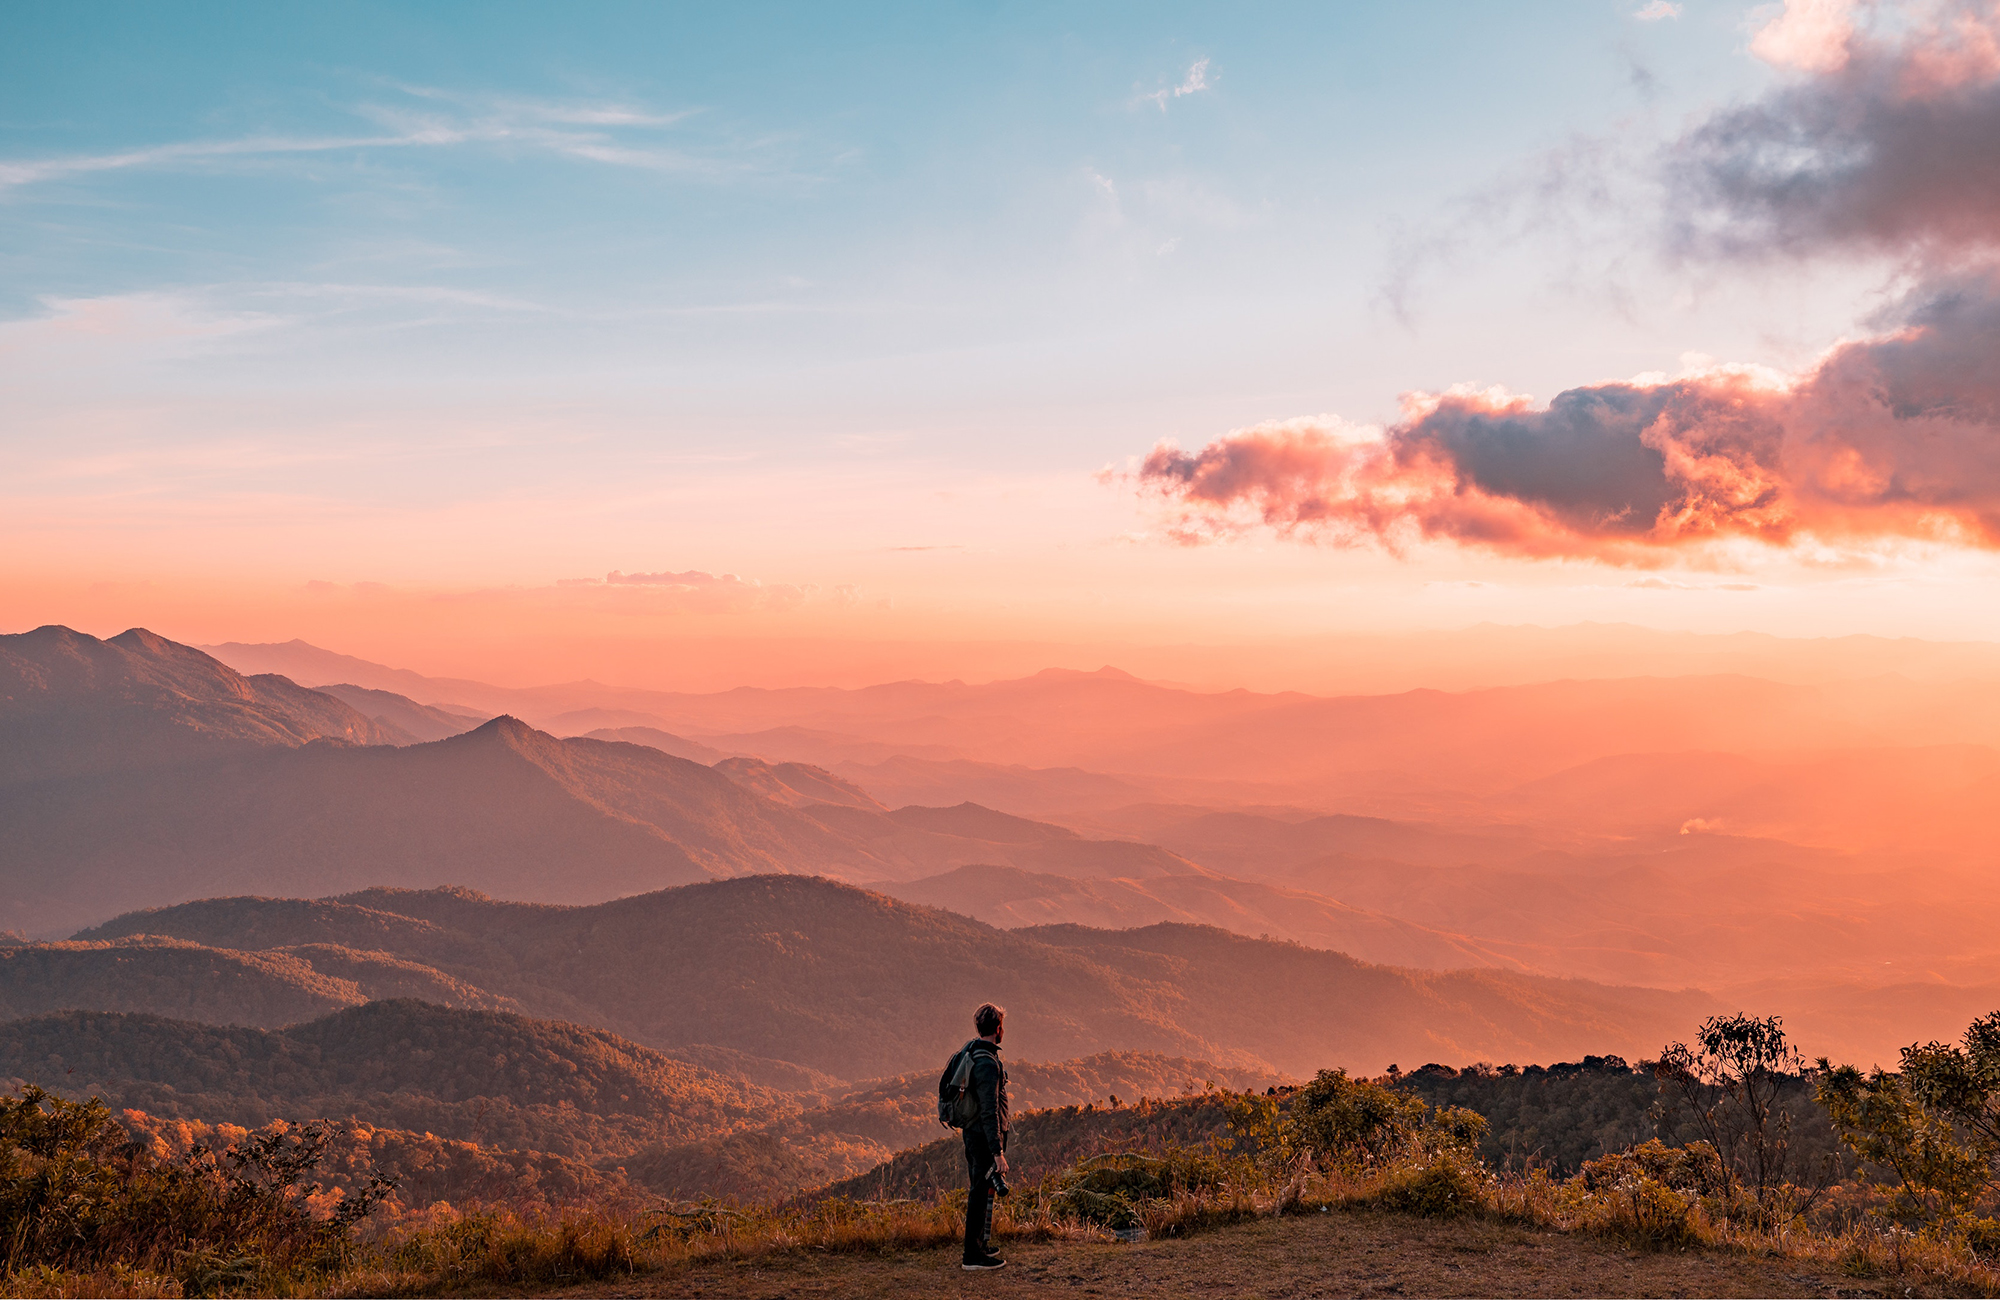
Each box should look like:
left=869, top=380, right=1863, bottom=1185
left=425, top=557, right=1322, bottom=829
left=8, top=1, right=1992, bottom=682
left=4, top=0, right=1786, bottom=436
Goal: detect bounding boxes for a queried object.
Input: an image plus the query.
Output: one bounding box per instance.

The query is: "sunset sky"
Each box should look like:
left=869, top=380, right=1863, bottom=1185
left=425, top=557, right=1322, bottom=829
left=7, top=0, right=2000, bottom=687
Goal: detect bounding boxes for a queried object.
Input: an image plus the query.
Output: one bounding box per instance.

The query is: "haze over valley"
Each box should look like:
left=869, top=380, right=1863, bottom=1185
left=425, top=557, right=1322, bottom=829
left=12, top=2, right=2000, bottom=1289
left=9, top=622, right=1998, bottom=1083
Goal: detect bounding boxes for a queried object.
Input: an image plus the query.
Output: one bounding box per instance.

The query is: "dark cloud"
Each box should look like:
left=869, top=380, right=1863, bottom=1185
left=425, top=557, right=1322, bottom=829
left=1135, top=1, right=2000, bottom=562
left=1668, top=3, right=2000, bottom=263
left=1138, top=269, right=2000, bottom=560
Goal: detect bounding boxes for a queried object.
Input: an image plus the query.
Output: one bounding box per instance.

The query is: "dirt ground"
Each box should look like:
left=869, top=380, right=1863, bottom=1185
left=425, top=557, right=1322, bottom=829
left=555, top=1210, right=1963, bottom=1299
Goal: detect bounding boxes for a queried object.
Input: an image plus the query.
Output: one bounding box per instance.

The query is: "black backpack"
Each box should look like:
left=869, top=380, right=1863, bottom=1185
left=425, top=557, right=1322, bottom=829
left=937, top=1042, right=991, bottom=1129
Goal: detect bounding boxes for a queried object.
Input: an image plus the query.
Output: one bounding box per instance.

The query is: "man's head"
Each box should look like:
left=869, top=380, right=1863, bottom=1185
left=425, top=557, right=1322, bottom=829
left=974, top=1002, right=1006, bottom=1042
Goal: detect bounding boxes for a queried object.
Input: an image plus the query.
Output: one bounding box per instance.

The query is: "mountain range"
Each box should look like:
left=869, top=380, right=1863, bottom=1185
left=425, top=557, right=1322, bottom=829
left=12, top=623, right=2000, bottom=1068
left=47, top=877, right=1708, bottom=1079
left=0, top=627, right=1241, bottom=936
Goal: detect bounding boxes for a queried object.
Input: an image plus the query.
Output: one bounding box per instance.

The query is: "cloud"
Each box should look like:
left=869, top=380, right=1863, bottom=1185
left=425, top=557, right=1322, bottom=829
left=1132, top=0, right=2000, bottom=564
left=1633, top=2, right=1683, bottom=20
left=1749, top=0, right=1858, bottom=72
left=1670, top=0, right=2000, bottom=263
left=1140, top=58, right=1214, bottom=111
left=0, top=86, right=745, bottom=193
left=597, top=569, right=808, bottom=612
left=1176, top=58, right=1213, bottom=97
left=1135, top=266, right=2000, bottom=561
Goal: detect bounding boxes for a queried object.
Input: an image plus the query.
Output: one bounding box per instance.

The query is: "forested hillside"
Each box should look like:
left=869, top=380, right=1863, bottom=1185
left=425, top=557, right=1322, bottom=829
left=0, top=936, right=518, bottom=1026
left=0, top=1001, right=777, bottom=1161
left=59, top=877, right=1713, bottom=1079
left=122, top=1113, right=634, bottom=1218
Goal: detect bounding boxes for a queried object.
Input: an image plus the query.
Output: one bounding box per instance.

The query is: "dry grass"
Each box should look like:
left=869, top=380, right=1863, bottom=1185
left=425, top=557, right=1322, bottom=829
left=540, top=1208, right=1980, bottom=1299
left=305, top=1154, right=2000, bottom=1299
left=0, top=1265, right=180, bottom=1298
left=10, top=1165, right=1998, bottom=1297
left=9, top=1082, right=1999, bottom=1297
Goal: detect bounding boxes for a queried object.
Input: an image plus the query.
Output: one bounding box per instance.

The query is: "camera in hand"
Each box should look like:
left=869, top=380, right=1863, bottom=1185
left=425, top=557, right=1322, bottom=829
left=988, top=1167, right=1010, bottom=1198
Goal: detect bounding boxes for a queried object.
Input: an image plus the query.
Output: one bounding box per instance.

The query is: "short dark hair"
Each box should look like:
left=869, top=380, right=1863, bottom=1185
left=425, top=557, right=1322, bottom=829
left=973, top=1003, right=1005, bottom=1037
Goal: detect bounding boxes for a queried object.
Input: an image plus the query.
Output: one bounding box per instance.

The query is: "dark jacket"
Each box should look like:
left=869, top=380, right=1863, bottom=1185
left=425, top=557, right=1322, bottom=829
left=964, top=1037, right=1009, bottom=1151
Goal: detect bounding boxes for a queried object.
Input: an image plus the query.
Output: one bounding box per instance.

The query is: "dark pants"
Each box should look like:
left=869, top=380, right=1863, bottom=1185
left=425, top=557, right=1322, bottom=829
left=963, top=1129, right=998, bottom=1261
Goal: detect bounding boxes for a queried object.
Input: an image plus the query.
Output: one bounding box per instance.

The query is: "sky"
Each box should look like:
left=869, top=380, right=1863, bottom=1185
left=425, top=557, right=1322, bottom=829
left=6, top=0, right=2000, bottom=688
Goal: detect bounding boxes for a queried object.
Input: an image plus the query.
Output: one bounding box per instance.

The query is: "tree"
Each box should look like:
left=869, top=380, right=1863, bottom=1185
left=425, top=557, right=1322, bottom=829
left=1655, top=1013, right=1829, bottom=1218
left=1817, top=1011, right=2000, bottom=1231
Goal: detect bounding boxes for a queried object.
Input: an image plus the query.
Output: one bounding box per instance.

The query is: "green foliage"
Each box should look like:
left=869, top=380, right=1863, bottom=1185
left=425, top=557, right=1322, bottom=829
left=0, top=1085, right=390, bottom=1293
left=1045, top=1149, right=1233, bottom=1230
left=1904, top=1012, right=2000, bottom=1160
left=1397, top=1055, right=1851, bottom=1181
left=1579, top=1138, right=1730, bottom=1201
left=1657, top=1014, right=1831, bottom=1217
left=1817, top=1011, right=2000, bottom=1233
left=1277, top=1070, right=1486, bottom=1171
left=1568, top=1138, right=1732, bottom=1248
left=1364, top=1151, right=1489, bottom=1219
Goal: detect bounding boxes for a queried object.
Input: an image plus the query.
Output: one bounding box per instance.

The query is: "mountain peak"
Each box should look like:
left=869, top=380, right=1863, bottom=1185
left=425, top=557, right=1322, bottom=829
left=107, top=627, right=180, bottom=654
left=0, top=625, right=404, bottom=786
left=461, top=714, right=543, bottom=746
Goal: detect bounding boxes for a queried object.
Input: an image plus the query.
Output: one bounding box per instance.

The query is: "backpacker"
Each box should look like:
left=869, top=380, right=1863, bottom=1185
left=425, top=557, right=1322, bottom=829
left=937, top=1041, right=991, bottom=1129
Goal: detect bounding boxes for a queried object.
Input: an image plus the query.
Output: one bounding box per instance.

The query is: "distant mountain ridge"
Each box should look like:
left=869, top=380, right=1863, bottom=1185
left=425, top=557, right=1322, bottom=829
left=0, top=625, right=406, bottom=782
left=56, top=876, right=1712, bottom=1079
left=0, top=627, right=1248, bottom=935
left=196, top=634, right=2000, bottom=791
left=313, top=683, right=489, bottom=742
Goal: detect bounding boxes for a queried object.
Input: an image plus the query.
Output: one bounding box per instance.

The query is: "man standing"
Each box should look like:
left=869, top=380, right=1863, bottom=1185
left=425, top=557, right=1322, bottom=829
left=960, top=1002, right=1010, bottom=1271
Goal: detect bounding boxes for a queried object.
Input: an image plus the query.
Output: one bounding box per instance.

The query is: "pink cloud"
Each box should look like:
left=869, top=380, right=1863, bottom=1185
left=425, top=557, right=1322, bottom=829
left=1136, top=2, right=2000, bottom=563
left=1139, top=269, right=2000, bottom=561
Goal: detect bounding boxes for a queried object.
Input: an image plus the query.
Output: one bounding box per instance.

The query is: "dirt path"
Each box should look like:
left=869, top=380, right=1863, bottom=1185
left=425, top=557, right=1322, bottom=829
left=556, top=1211, right=1947, bottom=1299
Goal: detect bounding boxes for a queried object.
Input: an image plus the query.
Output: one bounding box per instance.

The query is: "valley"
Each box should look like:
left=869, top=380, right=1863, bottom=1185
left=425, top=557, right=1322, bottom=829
left=5, top=623, right=2000, bottom=1292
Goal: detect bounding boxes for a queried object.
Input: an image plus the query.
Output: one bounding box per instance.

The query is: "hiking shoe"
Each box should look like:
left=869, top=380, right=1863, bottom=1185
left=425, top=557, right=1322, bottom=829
left=961, top=1255, right=1006, bottom=1271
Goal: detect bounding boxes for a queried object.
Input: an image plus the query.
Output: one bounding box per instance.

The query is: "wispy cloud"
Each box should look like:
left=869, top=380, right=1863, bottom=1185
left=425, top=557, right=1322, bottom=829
left=0, top=84, right=754, bottom=193
left=1138, top=58, right=1213, bottom=111
left=248, top=283, right=543, bottom=312
left=596, top=568, right=810, bottom=612
left=1633, top=2, right=1683, bottom=21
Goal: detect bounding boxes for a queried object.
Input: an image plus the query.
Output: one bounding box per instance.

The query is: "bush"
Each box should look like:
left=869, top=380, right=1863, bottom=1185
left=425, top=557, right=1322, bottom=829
left=1043, top=1149, right=1236, bottom=1230
left=1961, top=1216, right=2000, bottom=1260
left=0, top=1085, right=391, bottom=1293
left=1364, top=1152, right=1489, bottom=1219
left=1274, top=1070, right=1489, bottom=1174
left=1579, top=1139, right=1729, bottom=1200
left=1568, top=1139, right=1735, bottom=1249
